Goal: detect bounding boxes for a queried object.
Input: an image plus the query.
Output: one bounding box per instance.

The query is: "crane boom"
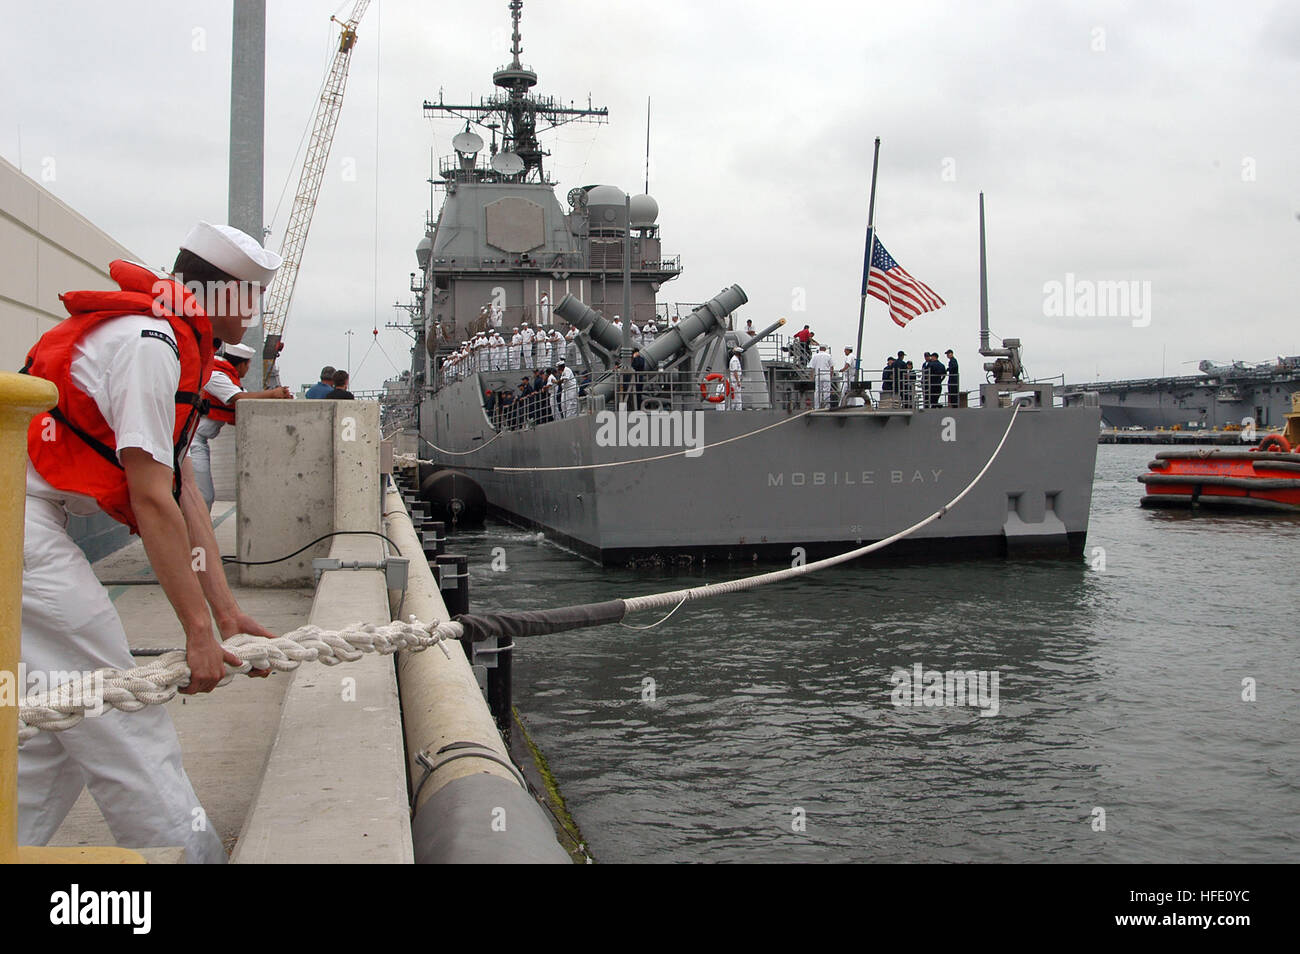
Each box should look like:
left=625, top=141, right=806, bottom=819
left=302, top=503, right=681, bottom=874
left=262, top=0, right=371, bottom=381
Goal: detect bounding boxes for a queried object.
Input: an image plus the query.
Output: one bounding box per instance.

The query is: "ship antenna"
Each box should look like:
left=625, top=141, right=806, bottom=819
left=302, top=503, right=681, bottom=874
left=644, top=96, right=651, bottom=194
left=509, top=0, right=523, bottom=68
left=979, top=191, right=990, bottom=354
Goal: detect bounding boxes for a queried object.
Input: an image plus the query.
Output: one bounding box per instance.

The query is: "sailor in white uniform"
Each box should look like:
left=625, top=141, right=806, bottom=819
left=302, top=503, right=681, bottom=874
left=18, top=222, right=282, bottom=863
left=508, top=328, right=522, bottom=371
left=808, top=344, right=835, bottom=409
left=546, top=367, right=561, bottom=422
left=190, top=341, right=291, bottom=510
left=726, top=346, right=744, bottom=411
left=520, top=322, right=535, bottom=368
left=557, top=359, right=578, bottom=419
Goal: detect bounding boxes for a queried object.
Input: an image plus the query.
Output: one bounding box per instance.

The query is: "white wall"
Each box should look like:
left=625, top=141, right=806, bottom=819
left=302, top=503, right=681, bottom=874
left=0, top=156, right=138, bottom=372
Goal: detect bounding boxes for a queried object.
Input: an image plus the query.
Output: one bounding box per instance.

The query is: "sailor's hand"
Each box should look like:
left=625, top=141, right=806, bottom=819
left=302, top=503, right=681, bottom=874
left=272, top=386, right=292, bottom=399
left=182, top=629, right=236, bottom=694
left=217, top=610, right=275, bottom=678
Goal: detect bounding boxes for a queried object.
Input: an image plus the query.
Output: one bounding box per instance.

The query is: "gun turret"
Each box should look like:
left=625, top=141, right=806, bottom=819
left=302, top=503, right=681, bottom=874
left=555, top=286, right=749, bottom=400
left=739, top=317, right=786, bottom=353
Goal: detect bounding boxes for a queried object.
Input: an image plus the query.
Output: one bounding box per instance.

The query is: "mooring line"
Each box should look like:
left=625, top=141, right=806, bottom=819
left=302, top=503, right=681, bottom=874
left=18, top=407, right=1020, bottom=736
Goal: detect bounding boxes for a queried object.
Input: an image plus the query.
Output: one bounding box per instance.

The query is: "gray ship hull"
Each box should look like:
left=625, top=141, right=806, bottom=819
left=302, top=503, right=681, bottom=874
left=1063, top=367, right=1300, bottom=430
left=421, top=377, right=1100, bottom=565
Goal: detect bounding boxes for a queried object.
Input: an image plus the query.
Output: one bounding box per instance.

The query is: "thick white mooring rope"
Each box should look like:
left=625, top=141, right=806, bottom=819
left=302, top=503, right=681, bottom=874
left=20, top=406, right=1020, bottom=737
left=17, top=618, right=466, bottom=742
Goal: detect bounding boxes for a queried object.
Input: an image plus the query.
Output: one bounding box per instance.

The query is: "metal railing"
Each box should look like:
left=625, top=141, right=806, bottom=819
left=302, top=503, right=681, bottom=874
left=455, top=366, right=973, bottom=430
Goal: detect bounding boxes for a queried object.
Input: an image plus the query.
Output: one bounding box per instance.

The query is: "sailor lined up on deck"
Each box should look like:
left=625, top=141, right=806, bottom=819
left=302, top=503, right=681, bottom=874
left=18, top=221, right=284, bottom=863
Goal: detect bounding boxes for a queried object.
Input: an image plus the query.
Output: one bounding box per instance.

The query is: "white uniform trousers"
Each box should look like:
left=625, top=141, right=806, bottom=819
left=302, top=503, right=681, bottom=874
left=189, top=431, right=215, bottom=509
left=18, top=494, right=226, bottom=864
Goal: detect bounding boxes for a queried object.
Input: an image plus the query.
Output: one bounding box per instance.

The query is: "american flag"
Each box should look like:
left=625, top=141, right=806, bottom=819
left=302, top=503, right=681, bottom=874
left=863, top=229, right=946, bottom=327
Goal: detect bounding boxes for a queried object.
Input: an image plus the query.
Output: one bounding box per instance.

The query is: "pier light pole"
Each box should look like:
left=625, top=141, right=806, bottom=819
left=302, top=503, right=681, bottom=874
left=346, top=329, right=355, bottom=372
left=230, top=0, right=266, bottom=390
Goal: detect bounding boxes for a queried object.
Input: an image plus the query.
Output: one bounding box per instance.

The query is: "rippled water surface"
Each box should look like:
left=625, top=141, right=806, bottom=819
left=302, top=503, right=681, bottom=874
left=450, top=445, right=1299, bottom=862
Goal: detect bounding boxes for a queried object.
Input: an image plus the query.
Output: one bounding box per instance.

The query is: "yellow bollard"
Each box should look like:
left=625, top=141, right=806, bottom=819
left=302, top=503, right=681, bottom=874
left=0, top=372, right=144, bottom=864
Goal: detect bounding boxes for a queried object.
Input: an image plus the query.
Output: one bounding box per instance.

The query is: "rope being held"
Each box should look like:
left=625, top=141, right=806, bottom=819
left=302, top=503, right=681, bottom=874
left=19, top=406, right=1021, bottom=737
left=17, top=618, right=460, bottom=742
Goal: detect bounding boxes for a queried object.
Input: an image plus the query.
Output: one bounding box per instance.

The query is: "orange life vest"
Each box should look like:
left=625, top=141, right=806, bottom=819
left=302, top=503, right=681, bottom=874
left=203, top=357, right=243, bottom=425
left=21, top=260, right=214, bottom=531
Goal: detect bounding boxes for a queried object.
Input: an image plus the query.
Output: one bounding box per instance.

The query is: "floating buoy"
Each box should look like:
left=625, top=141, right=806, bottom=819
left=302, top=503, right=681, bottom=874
left=700, top=373, right=730, bottom=403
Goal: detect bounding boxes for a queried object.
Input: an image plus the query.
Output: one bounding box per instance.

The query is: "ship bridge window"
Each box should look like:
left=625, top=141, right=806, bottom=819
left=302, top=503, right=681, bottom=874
left=435, top=276, right=450, bottom=290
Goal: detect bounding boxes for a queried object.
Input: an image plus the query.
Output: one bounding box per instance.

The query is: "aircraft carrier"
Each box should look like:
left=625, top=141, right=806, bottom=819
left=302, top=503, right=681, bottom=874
left=396, top=1, right=1101, bottom=566
left=1061, top=357, right=1300, bottom=430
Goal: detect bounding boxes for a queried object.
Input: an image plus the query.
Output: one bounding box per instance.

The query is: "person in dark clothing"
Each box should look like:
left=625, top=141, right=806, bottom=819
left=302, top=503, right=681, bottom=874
left=902, top=358, right=915, bottom=408
left=882, top=357, right=896, bottom=398
left=924, top=352, right=946, bottom=409
left=945, top=349, right=960, bottom=407
left=497, top=388, right=515, bottom=428
left=518, top=376, right=534, bottom=425
left=324, top=368, right=354, bottom=400
left=531, top=369, right=551, bottom=423
left=631, top=348, right=647, bottom=410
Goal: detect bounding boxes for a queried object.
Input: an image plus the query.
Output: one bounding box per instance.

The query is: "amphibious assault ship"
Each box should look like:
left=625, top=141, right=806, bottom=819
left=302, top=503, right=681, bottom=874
left=395, top=1, right=1100, bottom=565
left=1061, top=358, right=1300, bottom=430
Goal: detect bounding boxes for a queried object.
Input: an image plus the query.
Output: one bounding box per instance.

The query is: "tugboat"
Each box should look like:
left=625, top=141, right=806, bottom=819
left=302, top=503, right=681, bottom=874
left=1139, top=394, right=1300, bottom=512
left=395, top=1, right=1101, bottom=564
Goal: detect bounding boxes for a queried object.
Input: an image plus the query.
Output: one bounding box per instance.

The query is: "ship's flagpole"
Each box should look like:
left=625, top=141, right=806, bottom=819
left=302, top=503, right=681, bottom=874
left=853, top=137, right=882, bottom=383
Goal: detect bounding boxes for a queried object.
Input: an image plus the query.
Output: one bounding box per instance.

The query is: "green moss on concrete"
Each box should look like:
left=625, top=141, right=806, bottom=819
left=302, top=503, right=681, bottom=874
left=513, top=706, right=593, bottom=864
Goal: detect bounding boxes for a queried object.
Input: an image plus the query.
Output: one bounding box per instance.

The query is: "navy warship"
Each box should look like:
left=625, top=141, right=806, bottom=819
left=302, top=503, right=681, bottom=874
left=1061, top=358, right=1300, bottom=430
left=394, top=1, right=1100, bottom=565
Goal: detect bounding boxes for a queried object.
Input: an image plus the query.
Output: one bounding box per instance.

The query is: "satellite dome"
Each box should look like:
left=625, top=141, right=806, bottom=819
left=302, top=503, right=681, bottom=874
left=629, top=194, right=659, bottom=228
left=585, top=185, right=628, bottom=226
left=415, top=235, right=432, bottom=270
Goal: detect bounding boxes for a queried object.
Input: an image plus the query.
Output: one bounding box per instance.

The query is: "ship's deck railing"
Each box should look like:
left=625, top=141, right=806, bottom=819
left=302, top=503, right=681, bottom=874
left=428, top=251, right=586, bottom=271
left=460, top=367, right=972, bottom=430
left=425, top=251, right=680, bottom=273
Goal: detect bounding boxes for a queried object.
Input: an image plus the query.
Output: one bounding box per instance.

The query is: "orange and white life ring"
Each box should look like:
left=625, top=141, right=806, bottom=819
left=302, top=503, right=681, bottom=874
left=700, top=373, right=731, bottom=403
left=1255, top=434, right=1292, bottom=453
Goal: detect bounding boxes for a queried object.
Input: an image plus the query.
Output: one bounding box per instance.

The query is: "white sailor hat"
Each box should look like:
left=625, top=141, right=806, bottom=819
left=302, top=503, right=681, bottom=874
left=223, top=342, right=256, bottom=360
left=180, top=221, right=281, bottom=286
left=557, top=358, right=566, bottom=365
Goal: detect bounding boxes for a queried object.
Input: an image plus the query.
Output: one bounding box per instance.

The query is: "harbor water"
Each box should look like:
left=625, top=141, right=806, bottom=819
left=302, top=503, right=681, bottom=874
left=457, top=444, right=1298, bottom=862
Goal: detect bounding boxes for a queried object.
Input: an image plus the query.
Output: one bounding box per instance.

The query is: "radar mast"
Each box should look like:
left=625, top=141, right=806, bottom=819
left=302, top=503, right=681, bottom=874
left=422, top=0, right=607, bottom=183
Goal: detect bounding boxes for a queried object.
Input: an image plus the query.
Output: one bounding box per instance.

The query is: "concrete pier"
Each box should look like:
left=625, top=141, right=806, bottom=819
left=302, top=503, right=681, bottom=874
left=48, top=506, right=311, bottom=855
left=38, top=401, right=570, bottom=863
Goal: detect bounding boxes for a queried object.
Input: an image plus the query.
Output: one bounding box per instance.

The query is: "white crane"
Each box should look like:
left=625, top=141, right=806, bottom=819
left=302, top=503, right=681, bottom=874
left=263, top=0, right=371, bottom=383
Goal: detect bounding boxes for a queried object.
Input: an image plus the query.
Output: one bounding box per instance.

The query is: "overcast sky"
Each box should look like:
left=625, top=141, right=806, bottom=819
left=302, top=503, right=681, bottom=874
left=5, top=0, right=1298, bottom=391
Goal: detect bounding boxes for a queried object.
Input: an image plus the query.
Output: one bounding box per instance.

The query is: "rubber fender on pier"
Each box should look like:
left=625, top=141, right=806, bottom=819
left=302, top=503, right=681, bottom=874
left=419, top=468, right=487, bottom=527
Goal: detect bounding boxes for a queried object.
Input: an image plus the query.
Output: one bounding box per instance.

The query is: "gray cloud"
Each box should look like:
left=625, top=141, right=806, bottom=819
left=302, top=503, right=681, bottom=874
left=2, top=0, right=1297, bottom=390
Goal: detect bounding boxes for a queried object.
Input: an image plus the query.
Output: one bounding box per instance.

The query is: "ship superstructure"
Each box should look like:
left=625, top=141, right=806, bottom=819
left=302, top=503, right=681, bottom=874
left=394, top=2, right=1100, bottom=566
